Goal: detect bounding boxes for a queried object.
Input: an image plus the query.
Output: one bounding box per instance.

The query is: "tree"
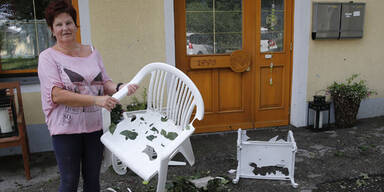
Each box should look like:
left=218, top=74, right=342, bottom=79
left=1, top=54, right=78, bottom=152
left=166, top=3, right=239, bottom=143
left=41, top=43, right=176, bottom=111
left=0, top=0, right=55, bottom=70
left=2, top=0, right=53, bottom=21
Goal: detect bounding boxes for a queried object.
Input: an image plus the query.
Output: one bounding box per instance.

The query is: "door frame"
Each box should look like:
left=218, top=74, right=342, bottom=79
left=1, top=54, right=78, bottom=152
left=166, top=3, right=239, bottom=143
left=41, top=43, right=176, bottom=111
left=164, top=0, right=310, bottom=128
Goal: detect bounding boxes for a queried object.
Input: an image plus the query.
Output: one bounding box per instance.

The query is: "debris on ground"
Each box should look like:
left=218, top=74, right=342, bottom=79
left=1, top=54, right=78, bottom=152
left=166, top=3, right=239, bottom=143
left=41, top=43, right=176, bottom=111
left=162, top=175, right=230, bottom=192
left=315, top=174, right=384, bottom=192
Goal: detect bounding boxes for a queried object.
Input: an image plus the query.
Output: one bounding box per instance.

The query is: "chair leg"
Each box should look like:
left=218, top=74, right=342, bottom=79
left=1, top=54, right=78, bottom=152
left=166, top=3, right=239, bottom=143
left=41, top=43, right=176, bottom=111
left=178, top=138, right=195, bottom=166
left=21, top=139, right=31, bottom=180
left=156, top=158, right=169, bottom=192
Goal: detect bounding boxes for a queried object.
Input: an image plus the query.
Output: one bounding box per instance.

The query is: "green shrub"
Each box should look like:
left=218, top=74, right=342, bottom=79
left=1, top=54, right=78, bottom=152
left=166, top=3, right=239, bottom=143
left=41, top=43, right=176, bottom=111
left=327, top=74, right=377, bottom=128
left=327, top=74, right=376, bottom=103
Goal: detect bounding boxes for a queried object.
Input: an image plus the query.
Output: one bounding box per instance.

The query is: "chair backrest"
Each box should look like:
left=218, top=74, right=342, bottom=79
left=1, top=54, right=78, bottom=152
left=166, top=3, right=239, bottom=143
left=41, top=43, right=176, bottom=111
left=113, top=62, right=204, bottom=129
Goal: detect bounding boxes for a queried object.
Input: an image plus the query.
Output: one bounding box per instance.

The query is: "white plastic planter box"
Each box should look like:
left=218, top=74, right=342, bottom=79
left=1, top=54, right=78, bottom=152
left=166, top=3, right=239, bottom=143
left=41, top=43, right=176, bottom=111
left=233, top=129, right=298, bottom=188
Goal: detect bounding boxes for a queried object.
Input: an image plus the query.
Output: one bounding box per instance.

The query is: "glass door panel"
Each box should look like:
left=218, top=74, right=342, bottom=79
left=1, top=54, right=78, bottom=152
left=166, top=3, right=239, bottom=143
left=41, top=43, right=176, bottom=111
left=186, top=0, right=242, bottom=55
left=260, top=0, right=284, bottom=53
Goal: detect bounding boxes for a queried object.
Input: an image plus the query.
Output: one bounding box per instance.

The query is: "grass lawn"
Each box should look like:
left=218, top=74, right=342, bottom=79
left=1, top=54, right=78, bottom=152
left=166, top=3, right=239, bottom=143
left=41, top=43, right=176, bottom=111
left=0, top=57, right=38, bottom=71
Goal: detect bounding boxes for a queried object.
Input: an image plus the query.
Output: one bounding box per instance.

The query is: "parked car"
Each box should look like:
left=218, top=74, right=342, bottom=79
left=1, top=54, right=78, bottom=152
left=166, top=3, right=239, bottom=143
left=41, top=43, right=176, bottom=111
left=186, top=33, right=213, bottom=55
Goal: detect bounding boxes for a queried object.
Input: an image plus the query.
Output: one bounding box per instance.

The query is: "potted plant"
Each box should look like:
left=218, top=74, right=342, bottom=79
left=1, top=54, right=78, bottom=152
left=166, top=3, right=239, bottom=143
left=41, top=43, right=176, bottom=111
left=327, top=74, right=376, bottom=128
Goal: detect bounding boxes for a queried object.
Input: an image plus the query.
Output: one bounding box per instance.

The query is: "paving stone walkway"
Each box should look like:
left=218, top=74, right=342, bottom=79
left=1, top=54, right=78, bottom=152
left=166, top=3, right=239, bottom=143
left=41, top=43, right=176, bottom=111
left=1, top=116, right=384, bottom=192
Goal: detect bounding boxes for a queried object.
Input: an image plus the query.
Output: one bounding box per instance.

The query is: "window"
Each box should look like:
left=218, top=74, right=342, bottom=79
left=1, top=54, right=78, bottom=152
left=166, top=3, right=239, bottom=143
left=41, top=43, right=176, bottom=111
left=260, top=0, right=284, bottom=53
left=0, top=0, right=79, bottom=77
left=185, top=0, right=242, bottom=55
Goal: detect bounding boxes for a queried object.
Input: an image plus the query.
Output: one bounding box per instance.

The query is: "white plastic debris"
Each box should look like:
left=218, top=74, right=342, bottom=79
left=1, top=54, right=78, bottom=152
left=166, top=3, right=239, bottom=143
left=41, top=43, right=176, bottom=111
left=105, top=186, right=132, bottom=192
left=189, top=176, right=214, bottom=188
left=268, top=135, right=278, bottom=142
left=189, top=176, right=228, bottom=189
left=228, top=169, right=237, bottom=174
left=106, top=187, right=117, bottom=192
left=233, top=129, right=298, bottom=188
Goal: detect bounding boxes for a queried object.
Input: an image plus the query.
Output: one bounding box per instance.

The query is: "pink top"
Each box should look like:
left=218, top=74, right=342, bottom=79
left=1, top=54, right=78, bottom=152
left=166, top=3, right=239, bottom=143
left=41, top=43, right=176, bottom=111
left=38, top=47, right=112, bottom=135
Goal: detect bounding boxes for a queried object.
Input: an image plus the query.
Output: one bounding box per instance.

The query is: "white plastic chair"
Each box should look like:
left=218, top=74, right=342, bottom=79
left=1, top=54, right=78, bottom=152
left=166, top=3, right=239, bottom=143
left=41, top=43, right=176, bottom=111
left=101, top=62, right=204, bottom=192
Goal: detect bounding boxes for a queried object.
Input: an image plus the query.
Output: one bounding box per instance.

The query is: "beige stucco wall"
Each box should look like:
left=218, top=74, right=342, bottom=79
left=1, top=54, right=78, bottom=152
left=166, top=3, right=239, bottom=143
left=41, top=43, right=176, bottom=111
left=88, top=0, right=166, bottom=104
left=307, top=0, right=383, bottom=100
left=22, top=92, right=44, bottom=124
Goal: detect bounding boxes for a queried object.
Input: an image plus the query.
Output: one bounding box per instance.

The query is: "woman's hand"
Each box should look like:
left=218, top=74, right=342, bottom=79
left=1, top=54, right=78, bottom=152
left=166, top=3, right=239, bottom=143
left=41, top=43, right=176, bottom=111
left=125, top=84, right=139, bottom=96
left=94, top=95, right=119, bottom=111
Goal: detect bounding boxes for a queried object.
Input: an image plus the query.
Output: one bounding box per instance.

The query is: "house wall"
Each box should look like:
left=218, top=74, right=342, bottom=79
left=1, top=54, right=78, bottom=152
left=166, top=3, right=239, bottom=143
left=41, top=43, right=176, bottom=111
left=89, top=0, right=166, bottom=105
left=308, top=0, right=383, bottom=98
left=21, top=92, right=44, bottom=124
left=307, top=0, right=384, bottom=120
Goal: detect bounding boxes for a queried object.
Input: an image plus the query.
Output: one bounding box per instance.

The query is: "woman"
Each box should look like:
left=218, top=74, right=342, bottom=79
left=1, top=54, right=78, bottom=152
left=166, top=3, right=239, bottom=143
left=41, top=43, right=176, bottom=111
left=38, top=1, right=137, bottom=191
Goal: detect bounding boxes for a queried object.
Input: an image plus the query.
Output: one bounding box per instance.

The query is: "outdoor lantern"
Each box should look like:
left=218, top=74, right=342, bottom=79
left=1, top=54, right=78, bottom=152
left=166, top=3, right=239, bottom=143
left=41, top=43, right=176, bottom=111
left=0, top=89, right=18, bottom=138
left=307, top=95, right=331, bottom=130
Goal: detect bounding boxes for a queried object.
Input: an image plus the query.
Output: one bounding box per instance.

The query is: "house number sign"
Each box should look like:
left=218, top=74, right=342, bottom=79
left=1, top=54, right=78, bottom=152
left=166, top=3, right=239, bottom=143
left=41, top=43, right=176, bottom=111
left=190, top=50, right=251, bottom=73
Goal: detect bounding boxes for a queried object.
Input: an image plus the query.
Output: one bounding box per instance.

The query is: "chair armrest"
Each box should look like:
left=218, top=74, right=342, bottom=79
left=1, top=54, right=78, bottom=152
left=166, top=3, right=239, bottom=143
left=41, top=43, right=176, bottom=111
left=112, top=68, right=147, bottom=100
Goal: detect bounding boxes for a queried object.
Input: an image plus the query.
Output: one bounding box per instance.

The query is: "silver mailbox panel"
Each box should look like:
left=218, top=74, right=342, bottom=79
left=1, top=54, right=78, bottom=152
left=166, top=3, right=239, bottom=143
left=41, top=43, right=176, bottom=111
left=340, top=3, right=365, bottom=39
left=312, top=3, right=341, bottom=39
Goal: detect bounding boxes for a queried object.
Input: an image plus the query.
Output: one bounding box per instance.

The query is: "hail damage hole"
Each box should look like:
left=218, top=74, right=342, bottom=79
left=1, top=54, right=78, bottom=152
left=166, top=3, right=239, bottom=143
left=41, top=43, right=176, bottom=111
left=160, top=129, right=178, bottom=140
left=130, top=115, right=137, bottom=122
left=161, top=116, right=168, bottom=122
left=249, top=163, right=289, bottom=176
left=146, top=135, right=157, bottom=141
left=142, top=145, right=157, bottom=160
left=120, top=130, right=138, bottom=140
left=150, top=127, right=159, bottom=134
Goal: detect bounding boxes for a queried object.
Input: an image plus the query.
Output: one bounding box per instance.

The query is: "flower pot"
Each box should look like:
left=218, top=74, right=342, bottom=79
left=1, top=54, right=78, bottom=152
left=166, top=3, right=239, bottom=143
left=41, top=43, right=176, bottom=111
left=332, top=94, right=360, bottom=128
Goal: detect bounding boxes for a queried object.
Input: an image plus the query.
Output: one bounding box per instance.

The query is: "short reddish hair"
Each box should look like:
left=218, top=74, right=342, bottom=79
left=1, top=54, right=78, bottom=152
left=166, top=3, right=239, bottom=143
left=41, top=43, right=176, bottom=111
left=45, top=0, right=78, bottom=30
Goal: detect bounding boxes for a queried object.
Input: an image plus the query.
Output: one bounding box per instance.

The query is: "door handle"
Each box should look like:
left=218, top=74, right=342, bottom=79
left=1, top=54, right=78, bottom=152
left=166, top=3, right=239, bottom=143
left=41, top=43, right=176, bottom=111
left=269, top=62, right=274, bottom=85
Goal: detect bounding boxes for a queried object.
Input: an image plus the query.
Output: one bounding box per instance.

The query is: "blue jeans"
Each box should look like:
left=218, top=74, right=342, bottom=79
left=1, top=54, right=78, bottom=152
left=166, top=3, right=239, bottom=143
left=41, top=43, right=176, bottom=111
left=52, top=130, right=103, bottom=192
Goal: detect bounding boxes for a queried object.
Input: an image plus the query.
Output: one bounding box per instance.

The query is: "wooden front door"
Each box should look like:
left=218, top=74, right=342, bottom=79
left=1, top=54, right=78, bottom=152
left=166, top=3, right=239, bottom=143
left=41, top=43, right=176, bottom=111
left=175, top=0, right=294, bottom=133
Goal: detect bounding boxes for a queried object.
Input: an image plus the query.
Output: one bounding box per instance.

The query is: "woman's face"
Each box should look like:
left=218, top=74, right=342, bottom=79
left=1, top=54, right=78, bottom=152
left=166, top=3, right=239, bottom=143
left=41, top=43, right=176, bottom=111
left=51, top=12, right=77, bottom=43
